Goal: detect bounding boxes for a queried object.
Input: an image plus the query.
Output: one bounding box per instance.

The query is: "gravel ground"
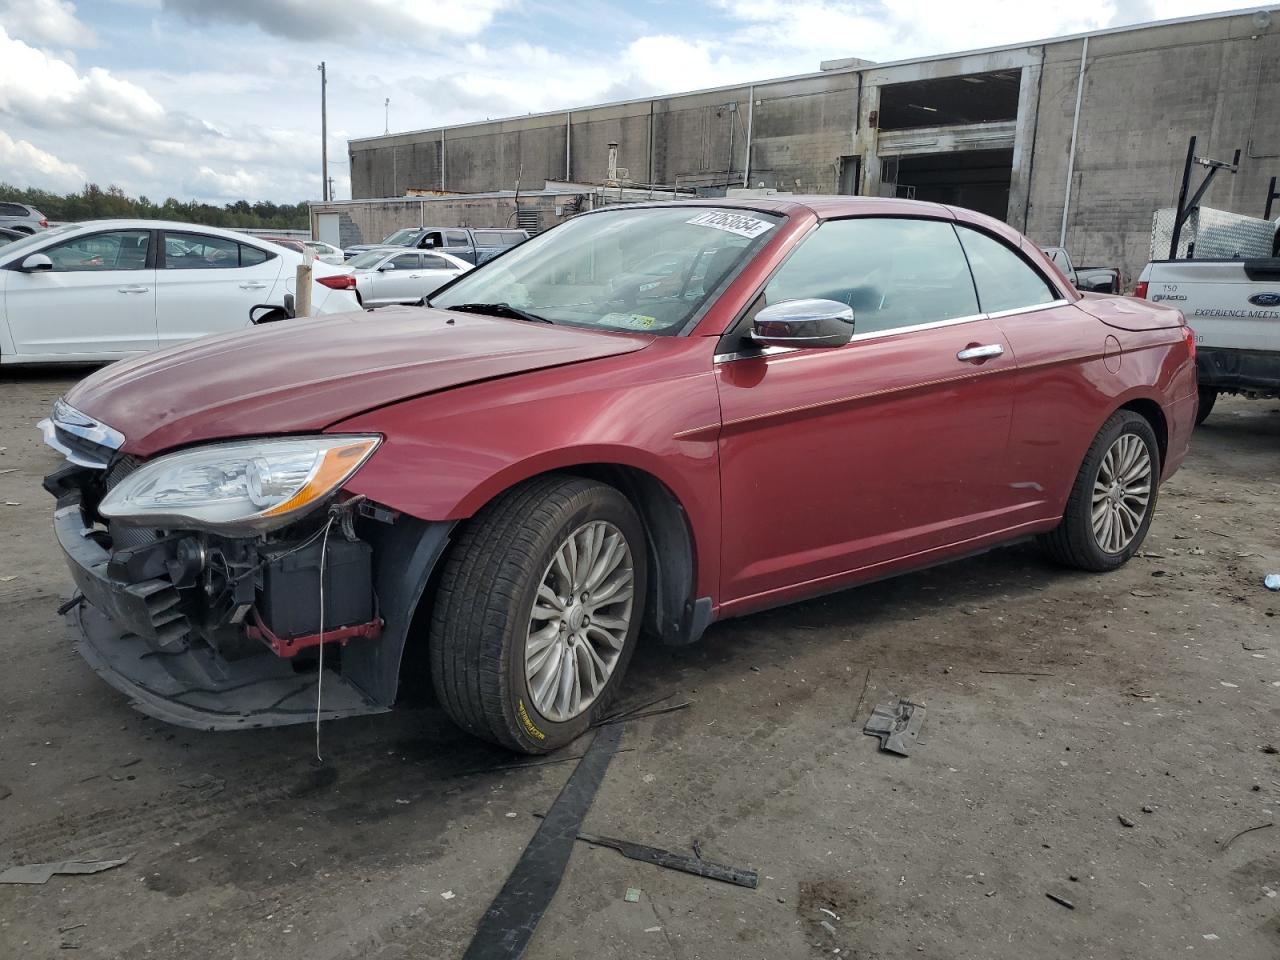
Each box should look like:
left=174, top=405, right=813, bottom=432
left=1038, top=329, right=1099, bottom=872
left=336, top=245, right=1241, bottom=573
left=0, top=366, right=1277, bottom=959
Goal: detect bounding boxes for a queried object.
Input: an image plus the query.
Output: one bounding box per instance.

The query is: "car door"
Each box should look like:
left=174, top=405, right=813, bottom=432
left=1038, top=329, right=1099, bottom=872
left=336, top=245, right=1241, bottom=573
left=417, top=253, right=464, bottom=296
left=961, top=225, right=1104, bottom=520
left=155, top=232, right=284, bottom=347
left=3, top=228, right=157, bottom=358
left=368, top=253, right=423, bottom=303
left=714, top=215, right=1023, bottom=611
left=443, top=230, right=474, bottom=263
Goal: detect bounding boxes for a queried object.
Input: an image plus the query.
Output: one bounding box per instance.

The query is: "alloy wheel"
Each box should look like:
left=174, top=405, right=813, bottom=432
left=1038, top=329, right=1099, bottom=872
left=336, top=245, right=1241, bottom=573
left=1090, top=433, right=1152, bottom=554
left=525, top=520, right=635, bottom=721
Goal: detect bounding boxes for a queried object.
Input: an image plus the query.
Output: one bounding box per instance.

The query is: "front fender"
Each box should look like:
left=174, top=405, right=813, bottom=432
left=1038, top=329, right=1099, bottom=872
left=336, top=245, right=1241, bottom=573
left=332, top=339, right=724, bottom=600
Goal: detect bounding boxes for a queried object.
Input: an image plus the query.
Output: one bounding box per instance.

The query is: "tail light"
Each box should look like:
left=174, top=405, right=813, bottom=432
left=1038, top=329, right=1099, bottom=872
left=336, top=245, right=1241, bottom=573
left=317, top=274, right=357, bottom=290
left=38, top=218, right=48, bottom=228
left=1184, top=325, right=1197, bottom=362
left=1133, top=280, right=1148, bottom=299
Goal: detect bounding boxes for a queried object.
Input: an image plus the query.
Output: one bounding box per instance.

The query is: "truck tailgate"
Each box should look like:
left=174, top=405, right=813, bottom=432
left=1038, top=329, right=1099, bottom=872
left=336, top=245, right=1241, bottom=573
left=1144, top=260, right=1280, bottom=351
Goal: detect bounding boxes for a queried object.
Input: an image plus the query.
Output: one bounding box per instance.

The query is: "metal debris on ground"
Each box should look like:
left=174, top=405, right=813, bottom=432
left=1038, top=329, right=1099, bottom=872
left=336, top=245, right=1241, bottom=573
left=572, top=830, right=759, bottom=889
left=1219, top=821, right=1274, bottom=851
left=863, top=699, right=926, bottom=756
left=624, top=887, right=641, bottom=903
left=0, top=856, right=132, bottom=885
left=460, top=724, right=622, bottom=960
left=1264, top=573, right=1280, bottom=591
left=1045, top=892, right=1076, bottom=910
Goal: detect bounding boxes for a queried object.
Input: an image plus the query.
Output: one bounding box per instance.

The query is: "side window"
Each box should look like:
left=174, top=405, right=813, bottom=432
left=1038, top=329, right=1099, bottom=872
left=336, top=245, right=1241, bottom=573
left=958, top=227, right=1057, bottom=314
left=499, top=232, right=526, bottom=246
left=757, top=218, right=978, bottom=336
left=390, top=254, right=420, bottom=270
left=473, top=231, right=501, bottom=246
left=421, top=232, right=444, bottom=249
left=46, top=230, right=151, bottom=272
left=420, top=254, right=449, bottom=269
left=240, top=244, right=270, bottom=267
left=163, top=233, right=240, bottom=270
left=0, top=202, right=28, bottom=216
left=445, top=231, right=469, bottom=247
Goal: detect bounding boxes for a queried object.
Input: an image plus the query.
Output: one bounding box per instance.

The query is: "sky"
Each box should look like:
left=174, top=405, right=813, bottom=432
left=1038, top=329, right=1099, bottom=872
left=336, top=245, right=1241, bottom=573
left=0, top=0, right=1263, bottom=204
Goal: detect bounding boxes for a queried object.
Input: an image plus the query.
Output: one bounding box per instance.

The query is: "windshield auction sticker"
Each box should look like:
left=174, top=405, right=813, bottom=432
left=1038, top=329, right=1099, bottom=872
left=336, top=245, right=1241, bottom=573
left=686, top=211, right=775, bottom=239
left=598, top=313, right=659, bottom=330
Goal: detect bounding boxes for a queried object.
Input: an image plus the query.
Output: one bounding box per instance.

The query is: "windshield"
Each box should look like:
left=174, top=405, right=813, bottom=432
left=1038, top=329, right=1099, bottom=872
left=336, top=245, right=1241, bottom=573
left=382, top=228, right=417, bottom=245
left=430, top=206, right=782, bottom=334
left=348, top=251, right=389, bottom=269
left=0, top=223, right=80, bottom=263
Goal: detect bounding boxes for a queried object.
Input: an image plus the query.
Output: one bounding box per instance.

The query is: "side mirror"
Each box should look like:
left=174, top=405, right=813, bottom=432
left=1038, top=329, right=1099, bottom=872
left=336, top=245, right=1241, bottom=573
left=750, top=298, right=854, bottom=349
left=379, top=262, right=395, bottom=272
left=21, top=253, right=53, bottom=272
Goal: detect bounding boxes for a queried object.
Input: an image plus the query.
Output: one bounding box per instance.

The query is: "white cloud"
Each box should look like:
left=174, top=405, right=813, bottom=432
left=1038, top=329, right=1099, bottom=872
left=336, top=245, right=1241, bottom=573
left=0, top=0, right=96, bottom=47
left=0, top=130, right=85, bottom=191
left=0, top=27, right=171, bottom=135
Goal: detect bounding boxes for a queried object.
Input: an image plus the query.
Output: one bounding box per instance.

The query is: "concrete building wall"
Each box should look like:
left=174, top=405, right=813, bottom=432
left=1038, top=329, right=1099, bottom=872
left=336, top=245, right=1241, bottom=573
left=346, top=9, right=1280, bottom=282
left=1025, top=14, right=1280, bottom=277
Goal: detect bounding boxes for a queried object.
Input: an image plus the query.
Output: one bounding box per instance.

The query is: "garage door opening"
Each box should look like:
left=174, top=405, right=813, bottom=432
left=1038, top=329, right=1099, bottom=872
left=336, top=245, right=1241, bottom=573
left=882, top=148, right=1014, bottom=221
left=878, top=70, right=1021, bottom=130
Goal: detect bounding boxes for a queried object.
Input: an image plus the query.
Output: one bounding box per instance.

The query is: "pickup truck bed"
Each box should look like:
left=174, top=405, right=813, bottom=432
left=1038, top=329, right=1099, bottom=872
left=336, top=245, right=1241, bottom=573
left=1136, top=256, right=1280, bottom=421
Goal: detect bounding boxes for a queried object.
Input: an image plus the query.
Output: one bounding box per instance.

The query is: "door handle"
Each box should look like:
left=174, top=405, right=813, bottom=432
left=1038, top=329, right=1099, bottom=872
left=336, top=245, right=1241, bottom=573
left=956, top=344, right=1004, bottom=362
left=117, top=285, right=149, bottom=294
left=239, top=281, right=268, bottom=290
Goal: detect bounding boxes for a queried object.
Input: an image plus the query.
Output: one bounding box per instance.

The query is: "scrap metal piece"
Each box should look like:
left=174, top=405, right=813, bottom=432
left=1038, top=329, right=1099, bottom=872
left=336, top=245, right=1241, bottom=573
left=460, top=723, right=622, bottom=960
left=863, top=699, right=926, bottom=756
left=0, top=856, right=131, bottom=885
left=574, top=831, right=759, bottom=889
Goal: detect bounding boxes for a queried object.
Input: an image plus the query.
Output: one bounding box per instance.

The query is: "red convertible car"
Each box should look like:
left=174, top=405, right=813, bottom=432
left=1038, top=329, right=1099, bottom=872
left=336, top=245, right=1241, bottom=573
left=42, top=198, right=1197, bottom=752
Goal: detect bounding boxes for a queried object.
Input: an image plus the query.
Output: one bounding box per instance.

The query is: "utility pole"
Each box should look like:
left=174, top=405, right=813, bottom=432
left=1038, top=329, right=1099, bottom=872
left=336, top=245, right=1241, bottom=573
left=318, top=61, right=329, bottom=202
left=384, top=98, right=390, bottom=135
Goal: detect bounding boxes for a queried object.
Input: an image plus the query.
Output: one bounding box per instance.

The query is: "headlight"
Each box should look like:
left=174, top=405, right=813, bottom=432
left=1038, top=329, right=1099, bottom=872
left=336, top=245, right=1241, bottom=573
left=99, top=435, right=380, bottom=533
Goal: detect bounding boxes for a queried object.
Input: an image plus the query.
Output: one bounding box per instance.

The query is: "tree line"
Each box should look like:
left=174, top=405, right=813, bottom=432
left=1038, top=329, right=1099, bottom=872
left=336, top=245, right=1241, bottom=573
left=1, top=183, right=309, bottom=230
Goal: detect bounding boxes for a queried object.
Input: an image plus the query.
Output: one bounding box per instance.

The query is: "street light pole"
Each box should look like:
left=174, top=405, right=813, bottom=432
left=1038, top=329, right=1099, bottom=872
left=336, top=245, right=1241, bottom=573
left=384, top=98, right=390, bottom=135
left=318, top=61, right=329, bottom=202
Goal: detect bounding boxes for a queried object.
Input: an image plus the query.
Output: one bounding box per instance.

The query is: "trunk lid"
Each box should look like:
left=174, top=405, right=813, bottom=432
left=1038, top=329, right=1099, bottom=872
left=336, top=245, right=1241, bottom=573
left=1075, top=292, right=1186, bottom=331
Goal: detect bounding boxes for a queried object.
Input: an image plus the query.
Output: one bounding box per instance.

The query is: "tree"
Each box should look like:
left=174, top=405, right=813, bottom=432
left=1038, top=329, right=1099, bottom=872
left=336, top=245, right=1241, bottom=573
left=0, top=182, right=310, bottom=230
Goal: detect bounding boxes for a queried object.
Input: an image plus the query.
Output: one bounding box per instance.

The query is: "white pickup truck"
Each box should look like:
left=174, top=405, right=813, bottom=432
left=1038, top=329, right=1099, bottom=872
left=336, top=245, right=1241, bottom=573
left=1135, top=256, right=1280, bottom=423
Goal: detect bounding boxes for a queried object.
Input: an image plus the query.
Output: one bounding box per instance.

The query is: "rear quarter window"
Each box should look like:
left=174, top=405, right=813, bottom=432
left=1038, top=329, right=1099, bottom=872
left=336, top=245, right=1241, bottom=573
left=957, top=227, right=1058, bottom=314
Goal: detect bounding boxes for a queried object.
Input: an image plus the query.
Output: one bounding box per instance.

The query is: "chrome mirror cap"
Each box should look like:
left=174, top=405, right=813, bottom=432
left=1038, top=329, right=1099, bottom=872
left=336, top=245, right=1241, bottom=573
left=749, top=298, right=855, bottom=349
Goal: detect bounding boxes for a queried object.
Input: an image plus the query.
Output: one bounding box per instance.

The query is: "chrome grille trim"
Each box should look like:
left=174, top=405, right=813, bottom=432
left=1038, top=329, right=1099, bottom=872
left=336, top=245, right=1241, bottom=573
left=38, top=398, right=125, bottom=469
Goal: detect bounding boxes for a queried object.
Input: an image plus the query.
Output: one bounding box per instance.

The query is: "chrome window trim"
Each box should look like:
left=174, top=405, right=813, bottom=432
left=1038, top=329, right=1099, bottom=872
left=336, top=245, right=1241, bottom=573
left=712, top=299, right=1072, bottom=364
left=713, top=344, right=800, bottom=363
left=714, top=311, right=990, bottom=362
left=984, top=298, right=1069, bottom=320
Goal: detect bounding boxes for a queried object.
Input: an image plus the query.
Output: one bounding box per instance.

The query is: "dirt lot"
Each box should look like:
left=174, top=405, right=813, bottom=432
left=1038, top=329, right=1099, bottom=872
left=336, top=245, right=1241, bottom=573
left=0, top=366, right=1277, bottom=959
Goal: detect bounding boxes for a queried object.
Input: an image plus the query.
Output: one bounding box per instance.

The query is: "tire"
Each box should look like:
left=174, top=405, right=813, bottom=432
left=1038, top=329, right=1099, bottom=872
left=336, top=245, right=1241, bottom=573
left=428, top=475, right=647, bottom=753
left=1038, top=410, right=1160, bottom=572
left=1195, top=386, right=1217, bottom=426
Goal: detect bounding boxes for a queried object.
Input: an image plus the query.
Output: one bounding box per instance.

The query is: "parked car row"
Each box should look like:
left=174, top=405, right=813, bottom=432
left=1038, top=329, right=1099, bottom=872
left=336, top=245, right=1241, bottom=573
left=0, top=221, right=359, bottom=364
left=39, top=197, right=1197, bottom=755
left=320, top=248, right=472, bottom=307
left=344, top=225, right=528, bottom=264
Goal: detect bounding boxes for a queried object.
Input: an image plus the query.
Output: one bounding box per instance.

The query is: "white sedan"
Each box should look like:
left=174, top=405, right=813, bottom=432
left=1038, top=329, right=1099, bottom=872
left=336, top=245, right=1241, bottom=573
left=0, top=220, right=360, bottom=365
left=303, top=239, right=345, bottom=264
left=344, top=248, right=472, bottom=307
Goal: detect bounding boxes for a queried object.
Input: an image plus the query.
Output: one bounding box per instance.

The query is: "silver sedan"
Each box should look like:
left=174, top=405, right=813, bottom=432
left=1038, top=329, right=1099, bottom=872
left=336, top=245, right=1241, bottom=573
left=346, top=248, right=472, bottom=307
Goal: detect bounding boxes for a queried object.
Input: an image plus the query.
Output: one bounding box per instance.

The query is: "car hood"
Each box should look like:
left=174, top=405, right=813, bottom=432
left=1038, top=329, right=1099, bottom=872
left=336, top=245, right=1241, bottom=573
left=65, top=306, right=652, bottom=457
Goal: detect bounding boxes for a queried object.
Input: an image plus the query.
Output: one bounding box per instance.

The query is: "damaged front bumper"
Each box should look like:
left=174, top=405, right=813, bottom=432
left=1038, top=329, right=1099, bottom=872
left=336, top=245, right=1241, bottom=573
left=53, top=491, right=452, bottom=731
